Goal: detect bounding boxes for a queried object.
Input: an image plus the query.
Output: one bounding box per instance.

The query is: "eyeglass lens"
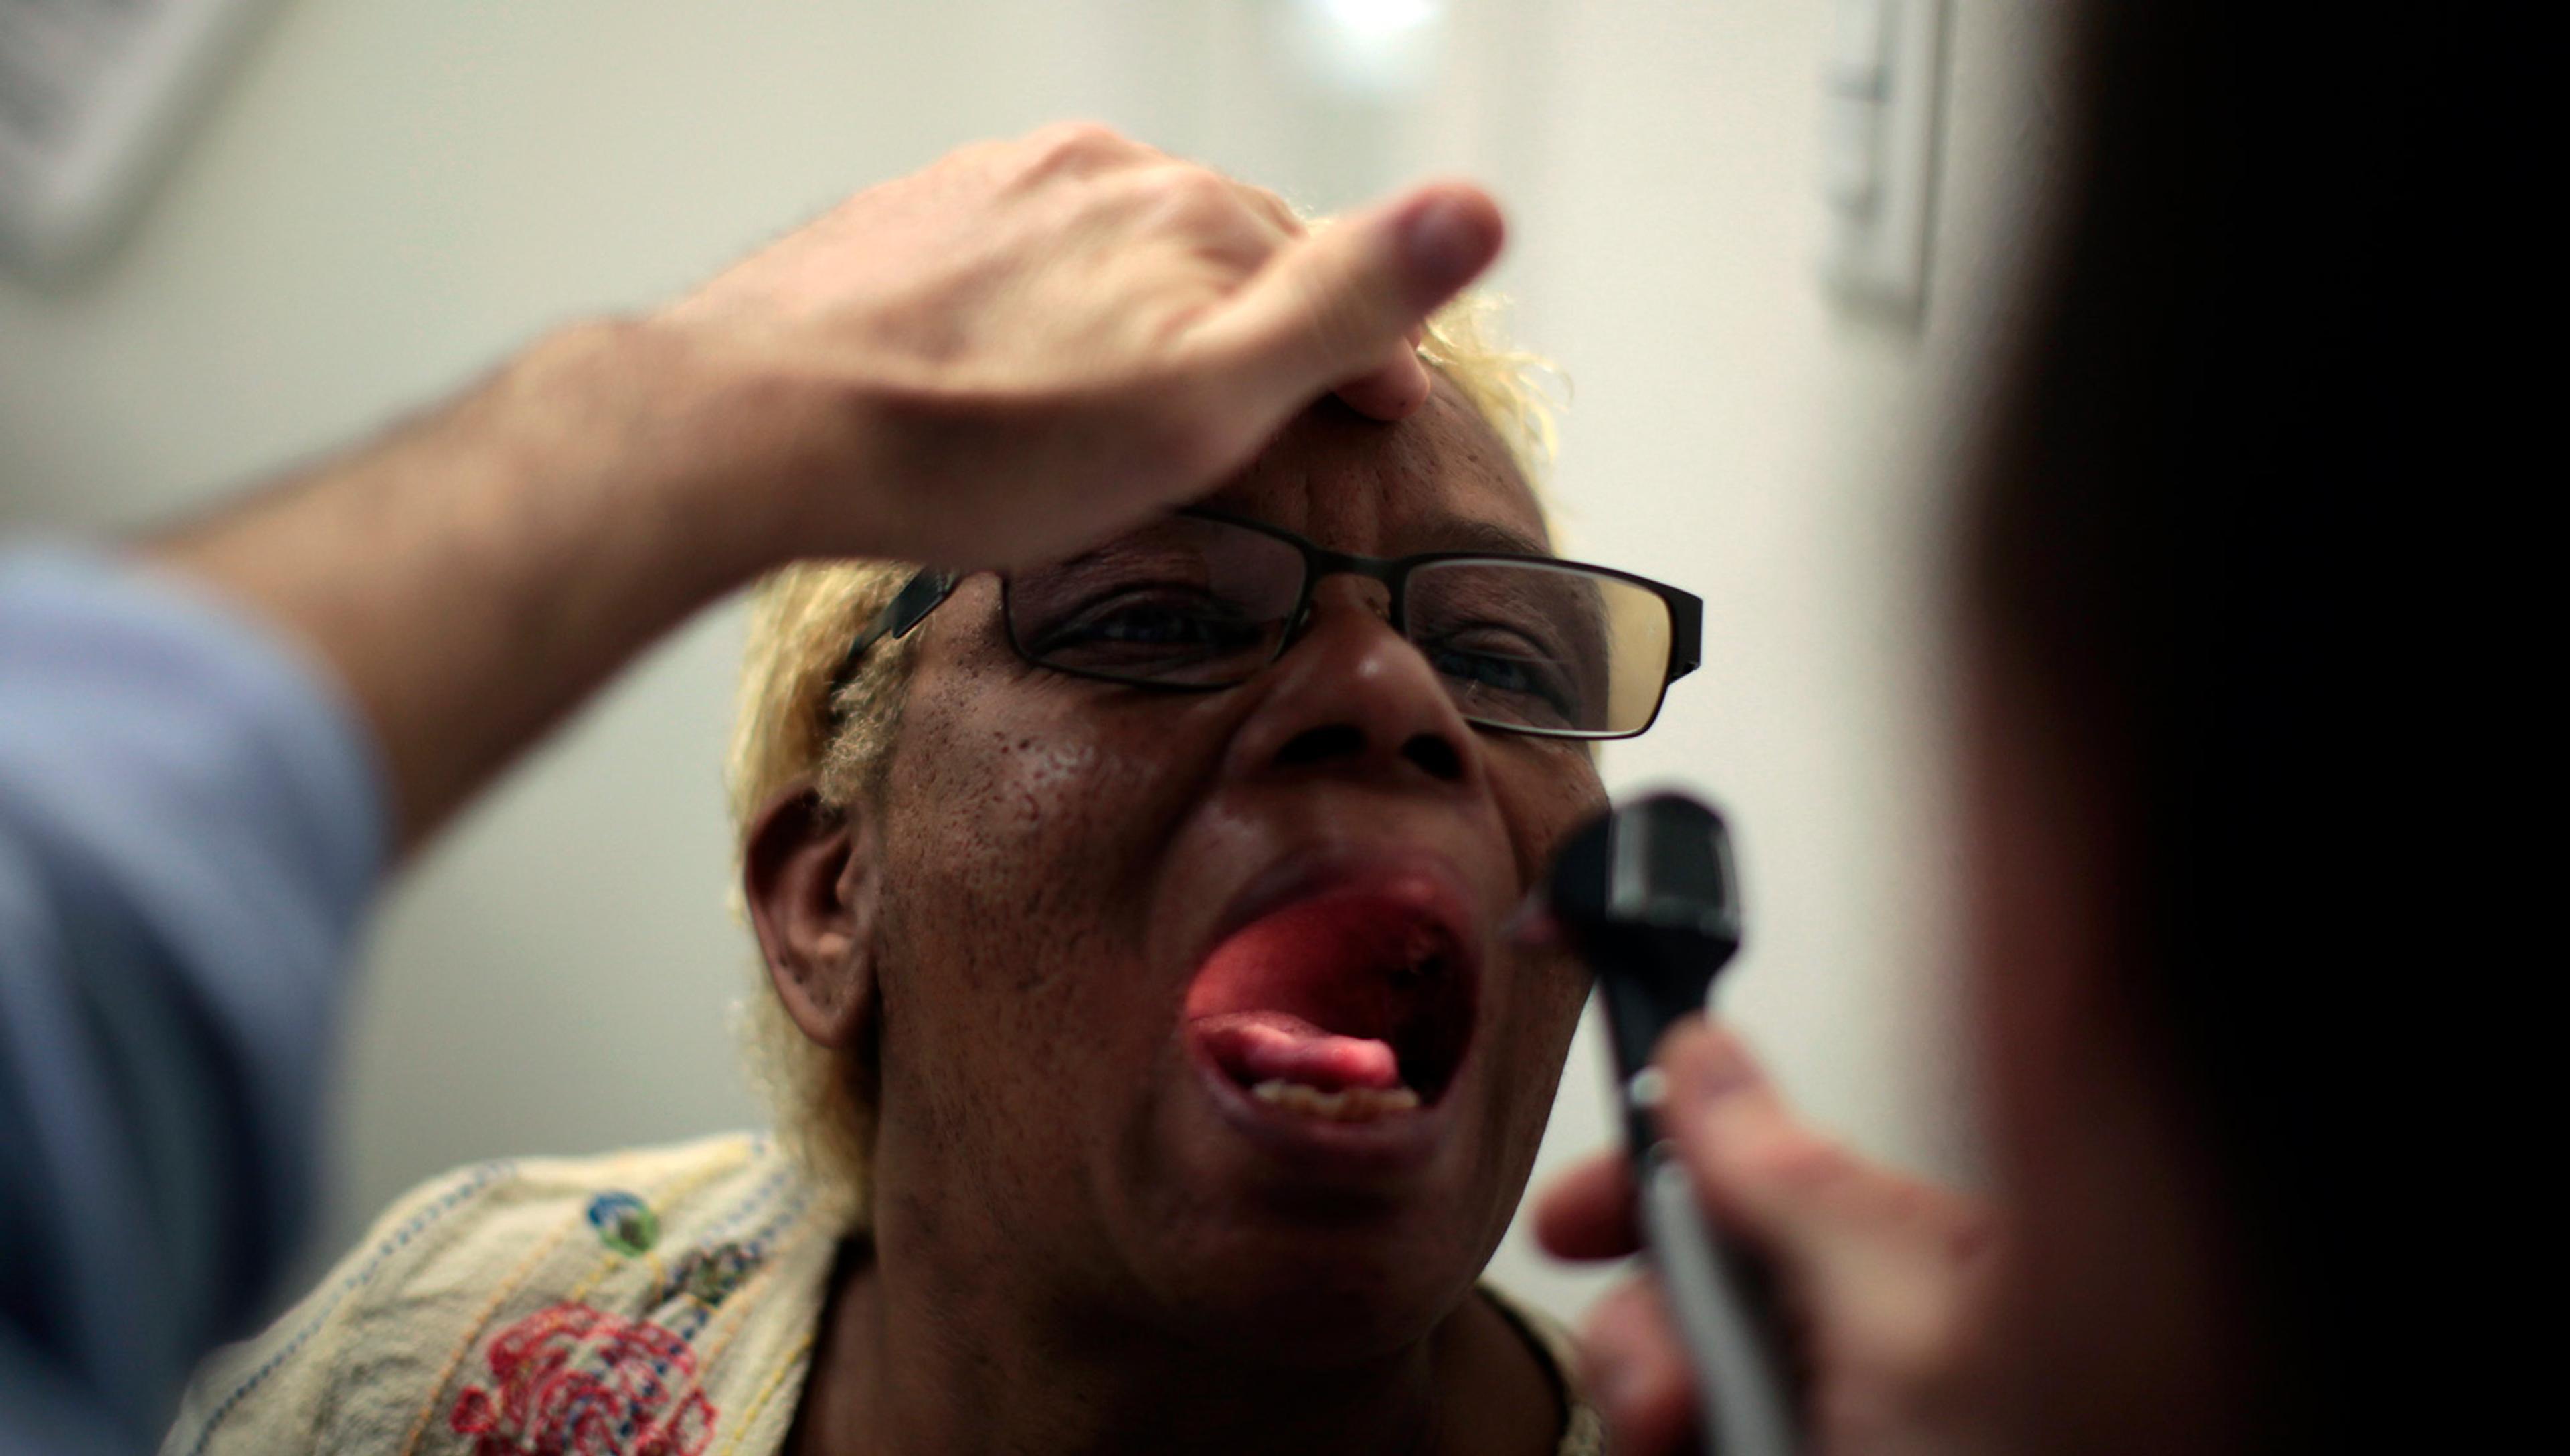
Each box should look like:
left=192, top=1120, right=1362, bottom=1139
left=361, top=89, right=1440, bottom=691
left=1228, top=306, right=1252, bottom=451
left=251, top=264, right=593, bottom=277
left=1003, top=516, right=1674, bottom=737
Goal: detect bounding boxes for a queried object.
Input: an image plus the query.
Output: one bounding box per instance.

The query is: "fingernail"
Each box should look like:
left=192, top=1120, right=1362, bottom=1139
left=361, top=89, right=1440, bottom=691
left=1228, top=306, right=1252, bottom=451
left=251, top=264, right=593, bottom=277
left=1401, top=194, right=1496, bottom=291
left=1503, top=894, right=1563, bottom=950
left=1598, top=1378, right=1645, bottom=1437
left=1667, top=1024, right=1760, bottom=1105
left=1583, top=1348, right=1644, bottom=1426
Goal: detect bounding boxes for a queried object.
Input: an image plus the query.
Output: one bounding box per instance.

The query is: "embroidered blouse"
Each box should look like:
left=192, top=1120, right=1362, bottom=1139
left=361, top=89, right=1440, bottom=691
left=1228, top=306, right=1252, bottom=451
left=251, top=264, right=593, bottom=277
left=161, top=1133, right=1606, bottom=1455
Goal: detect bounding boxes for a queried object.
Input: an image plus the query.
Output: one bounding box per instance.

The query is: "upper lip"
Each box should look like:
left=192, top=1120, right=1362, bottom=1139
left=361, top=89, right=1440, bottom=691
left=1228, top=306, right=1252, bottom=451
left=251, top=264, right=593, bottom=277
left=1198, top=844, right=1488, bottom=990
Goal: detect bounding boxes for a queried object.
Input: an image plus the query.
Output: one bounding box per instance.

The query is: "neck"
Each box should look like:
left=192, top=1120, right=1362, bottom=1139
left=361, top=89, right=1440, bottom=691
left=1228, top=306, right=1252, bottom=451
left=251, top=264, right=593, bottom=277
left=788, top=1235, right=1558, bottom=1456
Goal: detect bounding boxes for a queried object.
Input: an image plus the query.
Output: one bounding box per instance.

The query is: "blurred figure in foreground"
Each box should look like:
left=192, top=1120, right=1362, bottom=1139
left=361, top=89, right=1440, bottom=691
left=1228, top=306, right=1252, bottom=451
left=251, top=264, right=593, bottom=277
left=1540, top=4, right=2484, bottom=1452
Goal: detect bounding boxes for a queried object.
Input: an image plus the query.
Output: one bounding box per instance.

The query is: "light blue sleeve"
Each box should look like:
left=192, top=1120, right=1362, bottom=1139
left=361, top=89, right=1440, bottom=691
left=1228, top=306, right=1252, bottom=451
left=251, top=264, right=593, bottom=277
left=0, top=550, right=389, bottom=1454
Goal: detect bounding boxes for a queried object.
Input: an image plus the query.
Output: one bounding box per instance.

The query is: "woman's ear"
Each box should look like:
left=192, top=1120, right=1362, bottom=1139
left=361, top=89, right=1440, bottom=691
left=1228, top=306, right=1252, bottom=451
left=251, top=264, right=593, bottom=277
left=743, top=778, right=883, bottom=1049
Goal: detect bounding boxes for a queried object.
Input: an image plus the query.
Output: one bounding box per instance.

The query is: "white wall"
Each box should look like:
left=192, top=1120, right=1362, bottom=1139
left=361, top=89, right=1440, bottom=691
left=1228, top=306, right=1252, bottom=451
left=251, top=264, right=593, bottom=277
left=0, top=0, right=2059, bottom=1324
left=1478, top=0, right=2064, bottom=1317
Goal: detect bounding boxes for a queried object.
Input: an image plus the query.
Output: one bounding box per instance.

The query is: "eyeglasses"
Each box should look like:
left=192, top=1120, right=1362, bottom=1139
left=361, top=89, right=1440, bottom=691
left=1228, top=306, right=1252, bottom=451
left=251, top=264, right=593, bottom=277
left=829, top=507, right=1702, bottom=739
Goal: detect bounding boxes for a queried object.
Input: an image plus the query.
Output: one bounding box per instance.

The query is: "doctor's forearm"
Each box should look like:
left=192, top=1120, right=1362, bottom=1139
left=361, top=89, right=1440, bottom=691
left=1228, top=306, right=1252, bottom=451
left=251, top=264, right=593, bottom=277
left=146, top=319, right=827, bottom=854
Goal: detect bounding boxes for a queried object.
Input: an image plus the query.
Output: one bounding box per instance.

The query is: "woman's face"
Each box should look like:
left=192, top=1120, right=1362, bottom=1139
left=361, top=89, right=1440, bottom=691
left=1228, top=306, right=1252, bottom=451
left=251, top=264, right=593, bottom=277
left=857, top=385, right=1604, bottom=1353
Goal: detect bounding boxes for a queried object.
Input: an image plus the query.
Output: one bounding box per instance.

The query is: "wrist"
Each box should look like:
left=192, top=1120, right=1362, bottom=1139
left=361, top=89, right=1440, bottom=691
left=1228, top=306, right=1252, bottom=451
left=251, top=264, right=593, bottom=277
left=498, top=318, right=784, bottom=592
left=505, top=314, right=895, bottom=583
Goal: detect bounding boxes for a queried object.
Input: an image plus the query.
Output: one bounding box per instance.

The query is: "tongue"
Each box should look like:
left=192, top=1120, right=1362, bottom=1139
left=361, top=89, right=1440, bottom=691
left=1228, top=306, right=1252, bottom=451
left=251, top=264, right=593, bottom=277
left=1185, top=888, right=1445, bottom=1095
left=1193, top=1011, right=1403, bottom=1093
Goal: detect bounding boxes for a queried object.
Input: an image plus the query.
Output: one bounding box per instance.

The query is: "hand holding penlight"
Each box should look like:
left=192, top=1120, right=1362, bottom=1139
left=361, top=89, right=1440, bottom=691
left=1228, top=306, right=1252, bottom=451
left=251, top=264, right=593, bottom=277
left=1539, top=791, right=1800, bottom=1456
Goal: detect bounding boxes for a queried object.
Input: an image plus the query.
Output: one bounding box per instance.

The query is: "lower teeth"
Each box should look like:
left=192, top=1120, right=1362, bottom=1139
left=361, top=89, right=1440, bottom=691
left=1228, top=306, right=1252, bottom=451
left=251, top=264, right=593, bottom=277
left=1250, top=1080, right=1422, bottom=1120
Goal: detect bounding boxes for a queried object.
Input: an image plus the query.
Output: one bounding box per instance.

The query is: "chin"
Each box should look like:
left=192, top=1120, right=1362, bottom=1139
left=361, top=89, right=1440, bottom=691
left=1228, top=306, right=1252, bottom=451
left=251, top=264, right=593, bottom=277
left=1117, top=1069, right=1525, bottom=1362
left=1133, top=1204, right=1499, bottom=1364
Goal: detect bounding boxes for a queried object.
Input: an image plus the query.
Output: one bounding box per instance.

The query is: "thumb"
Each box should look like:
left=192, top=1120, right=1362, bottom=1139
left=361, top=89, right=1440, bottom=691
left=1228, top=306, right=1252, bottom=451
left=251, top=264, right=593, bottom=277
left=1653, top=1019, right=2004, bottom=1437
left=1650, top=1020, right=1883, bottom=1294
left=1189, top=181, right=1503, bottom=412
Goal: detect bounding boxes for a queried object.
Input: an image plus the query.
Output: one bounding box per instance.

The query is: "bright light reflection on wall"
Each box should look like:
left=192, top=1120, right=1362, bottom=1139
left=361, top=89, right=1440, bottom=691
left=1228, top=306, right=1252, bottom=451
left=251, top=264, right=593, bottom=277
left=1288, top=0, right=1446, bottom=98
left=1316, top=0, right=1442, bottom=37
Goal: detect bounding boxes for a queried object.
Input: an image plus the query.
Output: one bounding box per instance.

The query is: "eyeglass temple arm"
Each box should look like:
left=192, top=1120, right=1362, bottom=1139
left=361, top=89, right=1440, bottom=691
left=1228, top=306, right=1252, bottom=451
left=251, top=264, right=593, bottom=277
left=1664, top=587, right=1705, bottom=683
left=828, top=569, right=959, bottom=697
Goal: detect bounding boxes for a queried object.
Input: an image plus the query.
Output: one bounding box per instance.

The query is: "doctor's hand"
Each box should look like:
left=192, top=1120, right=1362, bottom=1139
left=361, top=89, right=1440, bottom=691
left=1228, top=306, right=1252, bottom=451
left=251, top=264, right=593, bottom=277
left=153, top=122, right=1498, bottom=852
left=645, top=122, right=1500, bottom=573
left=1535, top=1019, right=2002, bottom=1456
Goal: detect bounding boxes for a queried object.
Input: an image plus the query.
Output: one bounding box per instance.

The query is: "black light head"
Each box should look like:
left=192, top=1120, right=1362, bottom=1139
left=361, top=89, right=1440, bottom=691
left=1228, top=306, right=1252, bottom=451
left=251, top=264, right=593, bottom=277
left=1543, top=792, right=1745, bottom=1143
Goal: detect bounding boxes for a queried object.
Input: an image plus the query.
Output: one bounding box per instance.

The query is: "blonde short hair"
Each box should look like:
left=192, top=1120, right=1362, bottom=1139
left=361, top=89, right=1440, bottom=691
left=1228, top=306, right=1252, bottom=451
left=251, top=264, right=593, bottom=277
left=727, top=292, right=1560, bottom=1225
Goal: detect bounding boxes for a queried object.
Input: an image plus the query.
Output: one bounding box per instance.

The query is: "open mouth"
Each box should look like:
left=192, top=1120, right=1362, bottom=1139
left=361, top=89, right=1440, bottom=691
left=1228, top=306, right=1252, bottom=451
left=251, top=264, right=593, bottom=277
left=1182, top=874, right=1479, bottom=1129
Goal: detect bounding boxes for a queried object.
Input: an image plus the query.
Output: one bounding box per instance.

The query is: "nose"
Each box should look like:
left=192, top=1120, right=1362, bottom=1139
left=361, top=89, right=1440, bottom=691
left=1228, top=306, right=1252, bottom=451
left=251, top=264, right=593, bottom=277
left=1222, top=578, right=1483, bottom=792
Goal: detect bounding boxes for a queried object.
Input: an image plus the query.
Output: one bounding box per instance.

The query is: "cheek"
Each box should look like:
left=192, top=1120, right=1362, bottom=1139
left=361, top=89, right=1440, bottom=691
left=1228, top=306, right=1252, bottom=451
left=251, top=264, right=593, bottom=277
left=875, top=668, right=1216, bottom=1135
left=1482, top=745, right=1608, bottom=1122
left=1492, top=742, right=1608, bottom=895
left=1486, top=947, right=1591, bottom=1144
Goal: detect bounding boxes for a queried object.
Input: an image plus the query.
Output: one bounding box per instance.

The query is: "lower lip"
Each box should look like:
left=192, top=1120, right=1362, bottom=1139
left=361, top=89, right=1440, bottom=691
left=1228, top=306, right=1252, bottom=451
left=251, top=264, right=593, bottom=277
left=1183, top=1028, right=1464, bottom=1179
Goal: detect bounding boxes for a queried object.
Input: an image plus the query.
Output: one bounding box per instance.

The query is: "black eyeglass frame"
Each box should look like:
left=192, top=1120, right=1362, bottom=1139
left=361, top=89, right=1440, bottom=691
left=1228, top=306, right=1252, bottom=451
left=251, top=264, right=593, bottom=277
left=829, top=507, right=1704, bottom=740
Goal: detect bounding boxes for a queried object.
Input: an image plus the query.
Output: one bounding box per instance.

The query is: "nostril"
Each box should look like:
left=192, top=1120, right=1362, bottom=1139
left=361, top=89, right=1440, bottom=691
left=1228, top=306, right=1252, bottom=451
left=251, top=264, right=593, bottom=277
left=1401, top=734, right=1464, bottom=783
left=1274, top=724, right=1365, bottom=767
left=1268, top=725, right=1466, bottom=782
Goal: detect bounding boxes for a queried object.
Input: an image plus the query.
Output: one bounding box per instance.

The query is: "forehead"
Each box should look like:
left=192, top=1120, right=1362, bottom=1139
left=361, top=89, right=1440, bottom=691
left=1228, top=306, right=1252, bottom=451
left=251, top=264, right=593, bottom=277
left=1200, top=380, right=1549, bottom=557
